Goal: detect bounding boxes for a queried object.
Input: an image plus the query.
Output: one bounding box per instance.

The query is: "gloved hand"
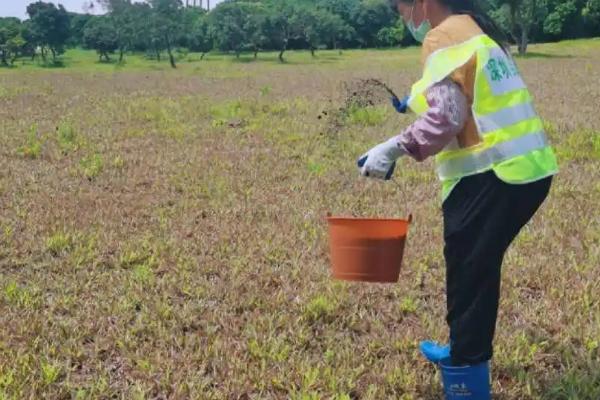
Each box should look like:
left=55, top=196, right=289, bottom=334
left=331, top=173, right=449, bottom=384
left=392, top=95, right=409, bottom=114
left=357, top=137, right=406, bottom=180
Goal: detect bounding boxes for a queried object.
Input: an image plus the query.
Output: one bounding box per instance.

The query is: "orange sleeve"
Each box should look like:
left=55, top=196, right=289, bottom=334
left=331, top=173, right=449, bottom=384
left=415, top=15, right=483, bottom=149
left=421, top=31, right=440, bottom=65
left=420, top=28, right=476, bottom=105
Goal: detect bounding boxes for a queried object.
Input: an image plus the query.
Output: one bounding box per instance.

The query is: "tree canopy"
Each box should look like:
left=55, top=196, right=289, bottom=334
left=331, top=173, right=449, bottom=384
left=26, top=1, right=71, bottom=62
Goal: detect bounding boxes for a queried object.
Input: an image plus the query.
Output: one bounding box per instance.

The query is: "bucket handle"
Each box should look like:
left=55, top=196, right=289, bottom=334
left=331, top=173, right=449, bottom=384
left=327, top=180, right=413, bottom=222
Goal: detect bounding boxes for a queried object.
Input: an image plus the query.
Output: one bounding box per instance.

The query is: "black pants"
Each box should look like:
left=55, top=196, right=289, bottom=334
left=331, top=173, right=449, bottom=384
left=443, top=171, right=552, bottom=365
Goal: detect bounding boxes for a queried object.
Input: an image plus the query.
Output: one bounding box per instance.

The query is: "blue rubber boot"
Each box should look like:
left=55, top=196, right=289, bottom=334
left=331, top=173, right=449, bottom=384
left=419, top=341, right=450, bottom=363
left=440, top=358, right=491, bottom=400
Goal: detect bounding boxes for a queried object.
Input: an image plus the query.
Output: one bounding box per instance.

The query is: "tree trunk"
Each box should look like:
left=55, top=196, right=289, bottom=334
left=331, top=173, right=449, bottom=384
left=10, top=50, right=18, bottom=65
left=51, top=48, right=56, bottom=62
left=310, top=47, right=315, bottom=57
left=0, top=51, right=7, bottom=66
left=518, top=27, right=529, bottom=55
left=168, top=50, right=176, bottom=68
left=166, top=35, right=176, bottom=68
left=278, top=44, right=286, bottom=63
left=41, top=47, right=47, bottom=63
left=200, top=52, right=206, bottom=60
left=254, top=49, right=258, bottom=59
left=155, top=47, right=161, bottom=61
left=119, top=47, right=125, bottom=63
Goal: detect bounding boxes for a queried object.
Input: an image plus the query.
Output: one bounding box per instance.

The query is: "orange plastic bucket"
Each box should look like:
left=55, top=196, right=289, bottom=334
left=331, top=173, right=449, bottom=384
left=326, top=216, right=411, bottom=283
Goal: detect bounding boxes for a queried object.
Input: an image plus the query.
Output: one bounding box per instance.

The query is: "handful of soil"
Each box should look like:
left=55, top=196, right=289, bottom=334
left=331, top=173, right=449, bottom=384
left=318, top=78, right=401, bottom=133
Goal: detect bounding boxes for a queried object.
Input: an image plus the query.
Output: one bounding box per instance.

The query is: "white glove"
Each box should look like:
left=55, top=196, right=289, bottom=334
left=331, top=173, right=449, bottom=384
left=357, top=137, right=406, bottom=180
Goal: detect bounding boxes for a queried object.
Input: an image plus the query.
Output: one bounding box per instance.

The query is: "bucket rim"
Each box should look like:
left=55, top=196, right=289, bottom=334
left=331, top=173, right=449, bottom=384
left=440, top=359, right=490, bottom=370
left=327, top=215, right=412, bottom=223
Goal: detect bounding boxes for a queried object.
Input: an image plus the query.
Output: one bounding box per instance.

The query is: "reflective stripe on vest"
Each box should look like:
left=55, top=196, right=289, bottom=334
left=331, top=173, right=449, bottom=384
left=475, top=102, right=538, bottom=135
left=437, top=131, right=548, bottom=180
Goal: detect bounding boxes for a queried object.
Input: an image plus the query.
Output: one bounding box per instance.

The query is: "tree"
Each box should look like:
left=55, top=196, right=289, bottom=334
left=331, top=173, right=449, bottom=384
left=375, top=19, right=404, bottom=47
left=290, top=8, right=323, bottom=56
left=261, top=2, right=298, bottom=62
left=493, top=0, right=547, bottom=55
left=351, top=0, right=397, bottom=48
left=128, top=3, right=154, bottom=53
left=318, top=0, right=360, bottom=23
left=188, top=14, right=212, bottom=59
left=26, top=1, right=71, bottom=62
left=317, top=11, right=355, bottom=51
left=83, top=16, right=118, bottom=61
left=583, top=0, right=600, bottom=34
left=68, top=13, right=95, bottom=47
left=543, top=0, right=578, bottom=38
left=21, top=20, right=38, bottom=60
left=99, top=0, right=137, bottom=62
left=317, top=0, right=360, bottom=46
left=181, top=5, right=205, bottom=44
left=244, top=4, right=269, bottom=59
left=6, top=35, right=27, bottom=65
left=288, top=8, right=354, bottom=56
left=0, top=18, right=25, bottom=66
left=209, top=2, right=256, bottom=57
left=148, top=0, right=184, bottom=68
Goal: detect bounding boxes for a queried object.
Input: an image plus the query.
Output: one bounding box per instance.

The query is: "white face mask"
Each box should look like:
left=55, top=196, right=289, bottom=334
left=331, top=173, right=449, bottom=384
left=406, top=1, right=431, bottom=43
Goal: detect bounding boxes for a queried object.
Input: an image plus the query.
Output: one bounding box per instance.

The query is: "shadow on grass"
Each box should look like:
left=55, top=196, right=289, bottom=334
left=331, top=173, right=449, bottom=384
left=280, top=53, right=344, bottom=65
left=229, top=55, right=260, bottom=64
left=514, top=52, right=573, bottom=59
left=38, top=60, right=66, bottom=68
left=94, top=58, right=119, bottom=65
left=223, top=51, right=344, bottom=65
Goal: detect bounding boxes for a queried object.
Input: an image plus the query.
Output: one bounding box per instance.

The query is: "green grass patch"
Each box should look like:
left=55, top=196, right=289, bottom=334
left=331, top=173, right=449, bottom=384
left=56, top=121, right=79, bottom=154
left=346, top=105, right=388, bottom=126
left=46, top=231, right=73, bottom=256
left=303, top=295, right=337, bottom=323
left=79, top=153, right=104, bottom=180
left=556, top=129, right=600, bottom=162
left=16, top=124, right=43, bottom=159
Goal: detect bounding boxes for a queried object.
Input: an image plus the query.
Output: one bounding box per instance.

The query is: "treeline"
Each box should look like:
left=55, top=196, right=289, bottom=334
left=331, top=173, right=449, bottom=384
left=1, top=0, right=600, bottom=67
left=486, top=0, right=600, bottom=54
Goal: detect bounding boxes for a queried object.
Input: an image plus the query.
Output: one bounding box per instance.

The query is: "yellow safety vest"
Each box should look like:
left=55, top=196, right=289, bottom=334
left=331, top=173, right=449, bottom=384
left=408, top=34, right=558, bottom=200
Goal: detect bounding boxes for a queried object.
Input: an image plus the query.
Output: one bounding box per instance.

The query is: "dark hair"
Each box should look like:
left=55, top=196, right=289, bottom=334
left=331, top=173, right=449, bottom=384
left=395, top=0, right=508, bottom=52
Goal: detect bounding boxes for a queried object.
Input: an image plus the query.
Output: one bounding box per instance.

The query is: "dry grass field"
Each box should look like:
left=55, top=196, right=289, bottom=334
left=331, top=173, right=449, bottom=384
left=1, top=41, right=599, bottom=399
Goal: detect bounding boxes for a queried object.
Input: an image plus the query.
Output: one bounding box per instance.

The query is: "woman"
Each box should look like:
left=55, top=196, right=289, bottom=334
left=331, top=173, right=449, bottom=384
left=357, top=0, right=558, bottom=396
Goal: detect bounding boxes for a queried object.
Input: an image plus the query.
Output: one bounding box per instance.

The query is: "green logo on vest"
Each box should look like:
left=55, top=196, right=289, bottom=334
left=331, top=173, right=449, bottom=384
left=486, top=57, right=519, bottom=82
